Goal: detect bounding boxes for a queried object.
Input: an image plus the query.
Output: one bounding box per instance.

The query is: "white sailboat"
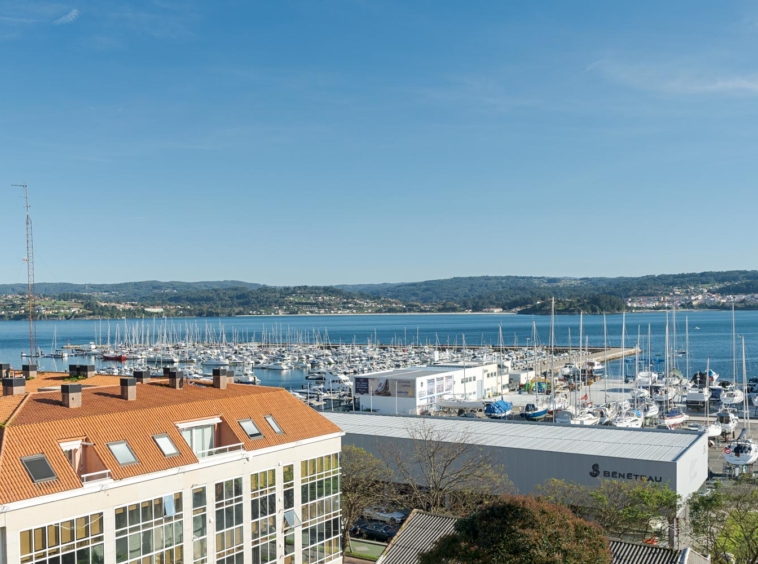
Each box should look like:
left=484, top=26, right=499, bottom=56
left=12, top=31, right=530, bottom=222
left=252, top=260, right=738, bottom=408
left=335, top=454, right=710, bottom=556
left=723, top=336, right=758, bottom=465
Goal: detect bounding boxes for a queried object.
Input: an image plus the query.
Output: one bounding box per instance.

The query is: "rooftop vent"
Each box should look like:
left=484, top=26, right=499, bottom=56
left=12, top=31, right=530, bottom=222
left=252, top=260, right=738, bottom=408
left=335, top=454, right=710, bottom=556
left=21, top=364, right=37, bottom=379
left=213, top=368, right=228, bottom=390
left=168, top=370, right=184, bottom=390
left=68, top=364, right=95, bottom=379
left=120, top=377, right=136, bottom=401
left=2, top=377, right=25, bottom=396
left=133, top=369, right=151, bottom=384
left=62, top=384, right=82, bottom=409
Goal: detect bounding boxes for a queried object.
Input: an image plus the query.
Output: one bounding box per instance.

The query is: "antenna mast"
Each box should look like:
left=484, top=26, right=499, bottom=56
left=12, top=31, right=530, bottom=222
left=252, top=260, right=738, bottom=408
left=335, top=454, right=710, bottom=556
left=12, top=184, right=37, bottom=360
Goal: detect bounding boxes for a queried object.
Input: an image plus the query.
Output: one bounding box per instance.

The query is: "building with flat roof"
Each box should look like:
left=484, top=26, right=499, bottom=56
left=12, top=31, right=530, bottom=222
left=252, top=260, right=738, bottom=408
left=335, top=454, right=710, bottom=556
left=0, top=372, right=343, bottom=564
left=324, top=412, right=708, bottom=501
left=350, top=364, right=501, bottom=416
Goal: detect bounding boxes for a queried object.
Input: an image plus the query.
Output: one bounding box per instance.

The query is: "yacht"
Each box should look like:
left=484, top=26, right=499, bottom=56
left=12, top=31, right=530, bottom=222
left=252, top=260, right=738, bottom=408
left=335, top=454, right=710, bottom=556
left=555, top=408, right=599, bottom=426
left=612, top=410, right=643, bottom=428
left=723, top=428, right=758, bottom=465
left=716, top=409, right=739, bottom=434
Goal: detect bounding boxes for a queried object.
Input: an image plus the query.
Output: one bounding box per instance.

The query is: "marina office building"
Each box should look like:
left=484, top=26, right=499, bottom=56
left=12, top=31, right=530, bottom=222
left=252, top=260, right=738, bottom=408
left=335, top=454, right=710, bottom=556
left=324, top=412, right=709, bottom=501
left=0, top=373, right=343, bottom=564
left=350, top=363, right=501, bottom=415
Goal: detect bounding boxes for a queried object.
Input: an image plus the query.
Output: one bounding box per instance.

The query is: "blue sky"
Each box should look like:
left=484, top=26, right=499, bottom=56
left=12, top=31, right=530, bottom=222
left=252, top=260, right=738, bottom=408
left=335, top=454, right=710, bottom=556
left=1, top=1, right=757, bottom=286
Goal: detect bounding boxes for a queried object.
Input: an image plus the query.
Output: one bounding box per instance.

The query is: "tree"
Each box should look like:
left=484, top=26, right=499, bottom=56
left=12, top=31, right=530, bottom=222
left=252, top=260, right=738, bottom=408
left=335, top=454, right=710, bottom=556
left=339, top=445, right=391, bottom=551
left=686, top=478, right=758, bottom=563
left=538, top=478, right=680, bottom=543
left=380, top=419, right=511, bottom=516
left=418, top=495, right=612, bottom=564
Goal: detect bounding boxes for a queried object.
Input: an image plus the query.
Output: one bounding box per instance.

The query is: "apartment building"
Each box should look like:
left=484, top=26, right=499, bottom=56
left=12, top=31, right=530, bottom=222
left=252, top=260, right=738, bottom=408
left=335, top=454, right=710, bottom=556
left=0, top=372, right=343, bottom=564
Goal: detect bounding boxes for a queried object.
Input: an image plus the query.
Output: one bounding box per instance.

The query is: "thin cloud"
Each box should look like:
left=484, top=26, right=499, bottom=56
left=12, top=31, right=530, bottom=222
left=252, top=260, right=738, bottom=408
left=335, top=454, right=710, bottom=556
left=591, top=60, right=758, bottom=96
left=53, top=9, right=80, bottom=25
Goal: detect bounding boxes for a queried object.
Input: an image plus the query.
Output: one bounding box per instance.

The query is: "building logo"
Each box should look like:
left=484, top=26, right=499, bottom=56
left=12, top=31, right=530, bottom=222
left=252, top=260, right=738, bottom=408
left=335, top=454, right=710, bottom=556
left=589, top=463, right=662, bottom=483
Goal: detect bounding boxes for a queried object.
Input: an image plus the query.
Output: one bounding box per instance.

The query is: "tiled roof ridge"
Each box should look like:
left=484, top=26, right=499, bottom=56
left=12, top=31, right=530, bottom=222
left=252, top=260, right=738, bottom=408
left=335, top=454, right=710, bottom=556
left=3, top=392, right=32, bottom=427
left=10, top=382, right=282, bottom=426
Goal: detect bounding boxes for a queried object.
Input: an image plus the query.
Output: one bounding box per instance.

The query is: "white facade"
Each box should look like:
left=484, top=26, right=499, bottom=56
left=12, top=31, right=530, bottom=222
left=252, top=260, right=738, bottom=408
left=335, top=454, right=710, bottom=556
left=351, top=364, right=502, bottom=416
left=0, top=436, right=342, bottom=564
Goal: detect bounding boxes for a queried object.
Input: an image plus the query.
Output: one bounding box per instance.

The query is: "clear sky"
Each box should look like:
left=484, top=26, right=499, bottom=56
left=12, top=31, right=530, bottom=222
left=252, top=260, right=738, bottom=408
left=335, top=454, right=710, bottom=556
left=1, top=1, right=757, bottom=286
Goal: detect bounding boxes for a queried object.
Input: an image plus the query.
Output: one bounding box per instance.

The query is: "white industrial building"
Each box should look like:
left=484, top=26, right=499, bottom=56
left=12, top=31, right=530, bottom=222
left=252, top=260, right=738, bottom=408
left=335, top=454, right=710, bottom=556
left=350, top=363, right=502, bottom=415
left=324, top=412, right=709, bottom=501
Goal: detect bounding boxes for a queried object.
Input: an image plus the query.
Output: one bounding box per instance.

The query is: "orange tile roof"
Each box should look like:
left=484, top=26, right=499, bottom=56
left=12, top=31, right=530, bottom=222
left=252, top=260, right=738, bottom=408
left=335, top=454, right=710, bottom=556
left=20, top=371, right=124, bottom=393
left=0, top=382, right=342, bottom=504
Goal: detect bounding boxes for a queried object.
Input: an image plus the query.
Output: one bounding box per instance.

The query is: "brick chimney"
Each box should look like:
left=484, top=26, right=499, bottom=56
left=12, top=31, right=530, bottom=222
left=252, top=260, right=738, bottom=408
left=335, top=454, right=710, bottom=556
left=62, top=384, right=82, bottom=408
left=213, top=368, right=228, bottom=390
left=120, top=377, right=136, bottom=401
left=2, top=377, right=25, bottom=396
left=168, top=370, right=184, bottom=389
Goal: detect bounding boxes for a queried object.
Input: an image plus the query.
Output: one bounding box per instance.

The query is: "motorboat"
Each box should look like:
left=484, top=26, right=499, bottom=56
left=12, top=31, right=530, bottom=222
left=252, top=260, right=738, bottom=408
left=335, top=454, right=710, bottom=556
left=484, top=399, right=513, bottom=419
left=630, top=387, right=650, bottom=400
left=685, top=384, right=711, bottom=409
left=560, top=363, right=579, bottom=378
left=688, top=420, right=723, bottom=439
left=234, top=372, right=259, bottom=385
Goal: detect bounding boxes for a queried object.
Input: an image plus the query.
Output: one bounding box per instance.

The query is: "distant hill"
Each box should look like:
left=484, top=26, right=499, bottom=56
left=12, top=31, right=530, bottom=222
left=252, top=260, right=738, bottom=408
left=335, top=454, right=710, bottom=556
left=338, top=271, right=758, bottom=310
left=0, top=280, right=263, bottom=300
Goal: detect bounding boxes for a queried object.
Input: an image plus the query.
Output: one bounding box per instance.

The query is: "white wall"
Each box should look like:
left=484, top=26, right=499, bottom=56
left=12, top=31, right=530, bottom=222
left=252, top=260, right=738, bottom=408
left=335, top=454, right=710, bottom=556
left=0, top=436, right=342, bottom=564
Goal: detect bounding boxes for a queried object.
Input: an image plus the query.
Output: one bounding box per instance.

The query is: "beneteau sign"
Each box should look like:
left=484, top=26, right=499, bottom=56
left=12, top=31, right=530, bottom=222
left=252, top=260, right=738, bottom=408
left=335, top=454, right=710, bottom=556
left=589, top=463, right=663, bottom=483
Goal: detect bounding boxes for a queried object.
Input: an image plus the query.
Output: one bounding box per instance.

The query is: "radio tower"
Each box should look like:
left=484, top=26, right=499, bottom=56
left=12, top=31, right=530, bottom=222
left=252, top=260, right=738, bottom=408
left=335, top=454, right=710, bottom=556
left=12, top=184, right=37, bottom=360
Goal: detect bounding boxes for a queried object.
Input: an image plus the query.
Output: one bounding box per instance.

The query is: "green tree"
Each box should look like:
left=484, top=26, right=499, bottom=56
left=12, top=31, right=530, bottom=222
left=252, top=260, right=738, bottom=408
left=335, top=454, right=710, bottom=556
left=380, top=419, right=511, bottom=516
left=339, top=445, right=391, bottom=551
left=686, top=478, right=758, bottom=563
left=418, top=495, right=611, bottom=564
left=538, top=478, right=680, bottom=543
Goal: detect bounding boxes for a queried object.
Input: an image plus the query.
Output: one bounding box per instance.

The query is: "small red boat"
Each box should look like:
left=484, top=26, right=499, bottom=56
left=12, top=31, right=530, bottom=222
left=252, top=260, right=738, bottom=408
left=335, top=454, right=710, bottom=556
left=102, top=353, right=128, bottom=362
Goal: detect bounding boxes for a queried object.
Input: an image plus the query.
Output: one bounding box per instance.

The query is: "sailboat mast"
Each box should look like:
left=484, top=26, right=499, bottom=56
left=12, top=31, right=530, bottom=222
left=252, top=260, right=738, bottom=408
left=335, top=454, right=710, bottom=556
left=12, top=183, right=37, bottom=359
left=743, top=336, right=750, bottom=436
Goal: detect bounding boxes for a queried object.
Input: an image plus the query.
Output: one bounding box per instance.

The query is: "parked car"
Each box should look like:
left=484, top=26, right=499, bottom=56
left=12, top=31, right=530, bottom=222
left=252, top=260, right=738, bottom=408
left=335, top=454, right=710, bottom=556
left=363, top=506, right=406, bottom=525
left=356, top=522, right=397, bottom=542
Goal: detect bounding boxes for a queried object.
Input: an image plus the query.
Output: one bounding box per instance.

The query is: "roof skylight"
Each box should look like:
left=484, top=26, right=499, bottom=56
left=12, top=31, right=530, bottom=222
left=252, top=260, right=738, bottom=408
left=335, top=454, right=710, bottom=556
left=21, top=454, right=57, bottom=483
left=238, top=419, right=262, bottom=438
left=107, top=441, right=139, bottom=466
left=264, top=415, right=284, bottom=435
left=153, top=434, right=180, bottom=457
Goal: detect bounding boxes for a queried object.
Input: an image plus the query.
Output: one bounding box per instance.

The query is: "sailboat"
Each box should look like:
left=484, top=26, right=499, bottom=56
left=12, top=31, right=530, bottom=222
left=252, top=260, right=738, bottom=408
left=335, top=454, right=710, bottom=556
left=723, top=337, right=758, bottom=465
left=42, top=327, right=68, bottom=359
left=688, top=360, right=722, bottom=438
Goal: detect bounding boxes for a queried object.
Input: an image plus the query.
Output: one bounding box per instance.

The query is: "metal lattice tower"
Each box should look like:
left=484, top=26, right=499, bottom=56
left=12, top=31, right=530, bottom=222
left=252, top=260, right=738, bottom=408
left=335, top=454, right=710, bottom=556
left=12, top=184, right=37, bottom=359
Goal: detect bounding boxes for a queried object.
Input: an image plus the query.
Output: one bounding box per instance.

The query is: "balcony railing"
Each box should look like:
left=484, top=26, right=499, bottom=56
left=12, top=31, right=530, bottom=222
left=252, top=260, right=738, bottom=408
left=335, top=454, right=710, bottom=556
left=81, top=470, right=112, bottom=483
left=196, top=443, right=244, bottom=458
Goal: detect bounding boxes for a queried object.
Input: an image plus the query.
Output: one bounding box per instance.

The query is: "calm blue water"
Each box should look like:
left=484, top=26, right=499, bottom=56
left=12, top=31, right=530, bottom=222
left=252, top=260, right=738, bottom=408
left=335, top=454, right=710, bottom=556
left=1, top=311, right=757, bottom=383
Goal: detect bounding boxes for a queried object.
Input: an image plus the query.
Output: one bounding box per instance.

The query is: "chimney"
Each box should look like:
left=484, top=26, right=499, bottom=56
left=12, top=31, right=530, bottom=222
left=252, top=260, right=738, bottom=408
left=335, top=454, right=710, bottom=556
left=163, top=367, right=172, bottom=377
left=2, top=377, right=25, bottom=396
left=0, top=364, right=11, bottom=378
left=62, top=384, right=82, bottom=408
left=168, top=370, right=184, bottom=389
left=68, top=364, right=80, bottom=378
left=120, top=377, right=137, bottom=401
left=82, top=365, right=96, bottom=378
left=133, top=369, right=151, bottom=384
left=22, top=364, right=37, bottom=380
left=213, top=368, right=228, bottom=390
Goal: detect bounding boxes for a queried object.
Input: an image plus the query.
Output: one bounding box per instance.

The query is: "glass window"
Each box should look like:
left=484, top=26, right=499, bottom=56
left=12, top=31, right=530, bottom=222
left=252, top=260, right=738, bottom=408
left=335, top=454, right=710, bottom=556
left=21, top=454, right=57, bottom=483
left=107, top=441, right=138, bottom=466
left=238, top=419, right=262, bottom=438
left=180, top=425, right=215, bottom=457
left=264, top=415, right=283, bottom=434
left=153, top=435, right=179, bottom=457
left=21, top=513, right=103, bottom=564
left=115, top=493, right=183, bottom=564
left=216, top=478, right=243, bottom=563
left=301, top=453, right=342, bottom=563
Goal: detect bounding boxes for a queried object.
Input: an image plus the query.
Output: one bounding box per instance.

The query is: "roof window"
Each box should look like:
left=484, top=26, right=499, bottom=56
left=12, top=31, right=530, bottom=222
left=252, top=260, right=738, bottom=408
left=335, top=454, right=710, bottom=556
left=264, top=415, right=284, bottom=434
left=153, top=434, right=180, bottom=457
left=107, top=441, right=139, bottom=466
left=238, top=419, right=263, bottom=438
left=21, top=454, right=57, bottom=483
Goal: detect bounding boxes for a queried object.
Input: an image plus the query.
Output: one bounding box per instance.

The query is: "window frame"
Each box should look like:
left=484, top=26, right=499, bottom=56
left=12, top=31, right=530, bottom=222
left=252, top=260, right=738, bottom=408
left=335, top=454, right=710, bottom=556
left=107, top=440, right=139, bottom=466
left=20, top=454, right=58, bottom=483
left=264, top=415, right=284, bottom=435
left=152, top=434, right=180, bottom=457
left=238, top=418, right=263, bottom=439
